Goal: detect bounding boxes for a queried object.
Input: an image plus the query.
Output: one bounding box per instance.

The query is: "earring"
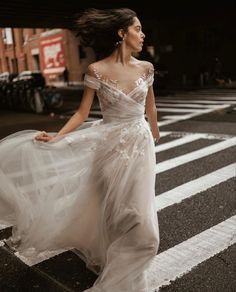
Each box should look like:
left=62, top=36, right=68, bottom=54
left=115, top=37, right=124, bottom=47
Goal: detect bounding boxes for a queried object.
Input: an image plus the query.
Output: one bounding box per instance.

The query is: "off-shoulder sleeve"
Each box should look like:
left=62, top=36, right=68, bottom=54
left=146, top=63, right=155, bottom=87
left=84, top=74, right=100, bottom=90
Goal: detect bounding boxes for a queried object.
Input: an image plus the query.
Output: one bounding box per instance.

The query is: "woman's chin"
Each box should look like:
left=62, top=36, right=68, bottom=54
left=133, top=47, right=143, bottom=53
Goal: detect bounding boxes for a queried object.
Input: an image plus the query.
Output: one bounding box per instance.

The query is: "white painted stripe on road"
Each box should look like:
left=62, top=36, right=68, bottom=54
left=155, top=163, right=236, bottom=211
left=182, top=94, right=236, bottom=99
left=158, top=120, right=176, bottom=127
left=160, top=104, right=229, bottom=120
left=159, top=131, right=172, bottom=137
left=155, top=137, right=236, bottom=173
left=161, top=113, right=205, bottom=120
left=158, top=99, right=236, bottom=104
left=162, top=131, right=234, bottom=140
left=157, top=108, right=203, bottom=113
left=200, top=97, right=236, bottom=101
left=158, top=104, right=230, bottom=127
left=147, top=215, right=236, bottom=291
left=157, top=102, right=221, bottom=109
left=155, top=133, right=207, bottom=153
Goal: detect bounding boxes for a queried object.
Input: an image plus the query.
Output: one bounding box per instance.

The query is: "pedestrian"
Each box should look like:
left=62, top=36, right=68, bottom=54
left=0, top=8, right=160, bottom=292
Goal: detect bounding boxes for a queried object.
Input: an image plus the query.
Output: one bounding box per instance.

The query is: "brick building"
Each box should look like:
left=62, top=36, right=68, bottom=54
left=0, top=28, right=95, bottom=86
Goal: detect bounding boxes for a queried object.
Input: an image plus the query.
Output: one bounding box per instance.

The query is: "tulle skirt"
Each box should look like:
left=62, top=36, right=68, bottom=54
left=0, top=118, right=159, bottom=292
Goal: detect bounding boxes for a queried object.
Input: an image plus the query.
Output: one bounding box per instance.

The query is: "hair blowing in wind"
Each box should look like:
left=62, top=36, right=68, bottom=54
left=74, top=8, right=137, bottom=58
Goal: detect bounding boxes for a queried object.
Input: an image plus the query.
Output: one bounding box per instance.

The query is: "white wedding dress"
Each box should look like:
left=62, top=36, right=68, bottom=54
left=0, top=63, right=159, bottom=292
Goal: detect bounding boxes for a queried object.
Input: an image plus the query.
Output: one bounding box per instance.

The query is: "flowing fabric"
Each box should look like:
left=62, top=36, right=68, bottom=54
left=0, top=62, right=159, bottom=292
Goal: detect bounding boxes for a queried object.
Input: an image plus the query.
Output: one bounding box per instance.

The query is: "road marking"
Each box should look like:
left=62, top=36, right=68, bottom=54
left=155, top=137, right=236, bottom=173
left=157, top=103, right=221, bottom=109
left=160, top=131, right=234, bottom=140
left=157, top=99, right=236, bottom=104
left=158, top=131, right=234, bottom=141
left=157, top=108, right=204, bottom=113
left=159, top=131, right=172, bottom=137
left=158, top=104, right=231, bottom=127
left=161, top=105, right=229, bottom=120
left=182, top=94, right=236, bottom=99
left=155, top=133, right=207, bottom=153
left=147, top=215, right=236, bottom=291
left=155, top=163, right=236, bottom=211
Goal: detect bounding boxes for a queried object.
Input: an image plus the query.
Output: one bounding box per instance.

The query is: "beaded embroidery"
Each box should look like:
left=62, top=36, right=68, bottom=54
left=90, top=64, right=154, bottom=97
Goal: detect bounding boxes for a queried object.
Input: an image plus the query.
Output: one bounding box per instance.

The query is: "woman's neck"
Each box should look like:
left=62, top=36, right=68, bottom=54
left=109, top=46, right=132, bottom=65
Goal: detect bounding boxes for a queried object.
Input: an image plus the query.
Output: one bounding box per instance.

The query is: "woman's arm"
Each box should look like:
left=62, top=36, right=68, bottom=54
left=145, top=85, right=160, bottom=143
left=35, top=86, right=95, bottom=142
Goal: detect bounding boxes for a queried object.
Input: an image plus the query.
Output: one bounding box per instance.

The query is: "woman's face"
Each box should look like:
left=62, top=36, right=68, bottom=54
left=123, top=17, right=145, bottom=53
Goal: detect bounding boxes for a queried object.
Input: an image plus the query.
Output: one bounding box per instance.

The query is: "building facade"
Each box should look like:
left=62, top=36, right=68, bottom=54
left=0, top=13, right=235, bottom=89
left=0, top=28, right=95, bottom=86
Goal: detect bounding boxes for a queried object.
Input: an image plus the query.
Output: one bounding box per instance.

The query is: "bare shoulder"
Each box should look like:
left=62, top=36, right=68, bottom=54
left=87, top=59, right=109, bottom=77
left=88, top=60, right=103, bottom=69
left=87, top=61, right=99, bottom=76
left=132, top=57, right=154, bottom=72
left=140, top=60, right=154, bottom=71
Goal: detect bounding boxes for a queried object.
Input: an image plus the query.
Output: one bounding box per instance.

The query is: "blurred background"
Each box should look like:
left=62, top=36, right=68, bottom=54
left=0, top=0, right=235, bottom=90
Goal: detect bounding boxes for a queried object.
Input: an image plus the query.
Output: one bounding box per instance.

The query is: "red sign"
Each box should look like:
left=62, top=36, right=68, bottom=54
left=40, top=34, right=65, bottom=75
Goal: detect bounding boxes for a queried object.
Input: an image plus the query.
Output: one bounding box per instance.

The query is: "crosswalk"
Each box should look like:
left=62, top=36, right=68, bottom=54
left=0, top=91, right=236, bottom=291
left=148, top=215, right=236, bottom=289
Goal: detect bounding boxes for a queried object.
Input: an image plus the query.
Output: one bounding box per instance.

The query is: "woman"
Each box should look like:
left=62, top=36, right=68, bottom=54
left=0, top=8, right=160, bottom=292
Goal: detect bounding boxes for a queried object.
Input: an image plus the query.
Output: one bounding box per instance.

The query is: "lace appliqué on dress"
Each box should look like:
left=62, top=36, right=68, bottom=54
left=86, top=65, right=154, bottom=95
left=84, top=74, right=100, bottom=90
left=84, top=63, right=154, bottom=113
left=114, top=120, right=149, bottom=166
left=145, top=66, right=155, bottom=87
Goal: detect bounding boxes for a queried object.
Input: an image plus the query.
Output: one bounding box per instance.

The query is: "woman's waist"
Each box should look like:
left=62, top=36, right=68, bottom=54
left=102, top=112, right=145, bottom=124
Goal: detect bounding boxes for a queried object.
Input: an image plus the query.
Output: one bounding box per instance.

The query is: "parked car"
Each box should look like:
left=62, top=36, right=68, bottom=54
left=13, top=71, right=45, bottom=87
left=0, top=72, right=18, bottom=83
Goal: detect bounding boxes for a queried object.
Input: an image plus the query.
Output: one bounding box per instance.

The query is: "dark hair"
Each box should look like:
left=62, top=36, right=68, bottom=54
left=74, top=8, right=137, bottom=59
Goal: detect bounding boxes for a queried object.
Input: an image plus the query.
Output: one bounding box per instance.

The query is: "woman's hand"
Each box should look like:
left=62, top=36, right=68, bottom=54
left=153, top=129, right=160, bottom=145
left=35, top=131, right=56, bottom=142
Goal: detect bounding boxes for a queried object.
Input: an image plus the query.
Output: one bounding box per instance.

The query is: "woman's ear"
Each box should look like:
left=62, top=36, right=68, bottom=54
left=118, top=29, right=124, bottom=39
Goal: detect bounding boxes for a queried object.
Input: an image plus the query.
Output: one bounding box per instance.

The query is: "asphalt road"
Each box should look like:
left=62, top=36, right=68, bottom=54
left=0, top=88, right=235, bottom=292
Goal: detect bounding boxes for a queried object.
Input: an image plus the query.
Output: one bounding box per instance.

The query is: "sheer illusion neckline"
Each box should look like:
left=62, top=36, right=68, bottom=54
left=91, top=67, right=153, bottom=97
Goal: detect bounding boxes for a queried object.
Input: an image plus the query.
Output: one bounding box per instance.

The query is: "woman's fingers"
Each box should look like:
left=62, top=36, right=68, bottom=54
left=34, top=131, right=56, bottom=142
left=35, top=131, right=51, bottom=141
left=36, top=136, right=52, bottom=142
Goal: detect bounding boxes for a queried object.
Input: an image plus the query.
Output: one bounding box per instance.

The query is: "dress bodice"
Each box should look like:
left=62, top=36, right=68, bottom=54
left=84, top=63, right=154, bottom=123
